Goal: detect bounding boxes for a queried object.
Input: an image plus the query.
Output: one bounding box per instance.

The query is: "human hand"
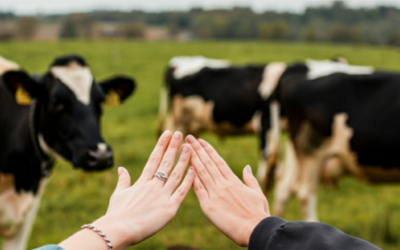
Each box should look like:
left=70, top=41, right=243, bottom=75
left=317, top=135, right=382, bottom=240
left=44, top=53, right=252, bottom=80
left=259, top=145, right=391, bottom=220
left=59, top=131, right=195, bottom=250
left=186, top=135, right=270, bottom=247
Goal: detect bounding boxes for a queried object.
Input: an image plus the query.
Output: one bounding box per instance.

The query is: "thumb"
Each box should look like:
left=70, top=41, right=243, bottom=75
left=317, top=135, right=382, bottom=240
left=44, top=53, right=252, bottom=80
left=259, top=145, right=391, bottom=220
left=115, top=166, right=131, bottom=192
left=243, top=165, right=263, bottom=193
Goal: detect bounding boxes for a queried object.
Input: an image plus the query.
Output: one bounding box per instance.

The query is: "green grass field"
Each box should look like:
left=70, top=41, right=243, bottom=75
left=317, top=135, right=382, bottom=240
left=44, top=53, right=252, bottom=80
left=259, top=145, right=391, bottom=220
left=1, top=41, right=400, bottom=249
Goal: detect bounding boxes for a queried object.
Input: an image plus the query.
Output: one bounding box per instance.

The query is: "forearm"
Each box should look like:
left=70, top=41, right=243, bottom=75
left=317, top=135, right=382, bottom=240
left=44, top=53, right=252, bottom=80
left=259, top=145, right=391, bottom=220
left=249, top=216, right=381, bottom=250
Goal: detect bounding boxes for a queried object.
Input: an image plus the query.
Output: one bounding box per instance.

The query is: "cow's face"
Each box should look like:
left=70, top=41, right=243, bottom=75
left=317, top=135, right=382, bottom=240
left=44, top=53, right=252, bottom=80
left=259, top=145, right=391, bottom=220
left=3, top=55, right=136, bottom=171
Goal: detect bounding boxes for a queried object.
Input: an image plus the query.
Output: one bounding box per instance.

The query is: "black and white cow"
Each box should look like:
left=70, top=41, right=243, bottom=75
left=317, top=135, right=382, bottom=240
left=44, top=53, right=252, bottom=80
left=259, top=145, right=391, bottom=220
left=0, top=55, right=135, bottom=249
left=158, top=56, right=286, bottom=184
left=269, top=59, right=400, bottom=222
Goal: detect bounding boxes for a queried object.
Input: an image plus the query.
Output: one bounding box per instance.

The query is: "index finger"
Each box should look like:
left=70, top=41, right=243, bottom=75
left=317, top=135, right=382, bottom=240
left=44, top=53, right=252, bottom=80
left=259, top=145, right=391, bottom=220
left=197, top=139, right=236, bottom=180
left=163, top=144, right=192, bottom=193
left=189, top=148, right=216, bottom=191
left=186, top=135, right=225, bottom=182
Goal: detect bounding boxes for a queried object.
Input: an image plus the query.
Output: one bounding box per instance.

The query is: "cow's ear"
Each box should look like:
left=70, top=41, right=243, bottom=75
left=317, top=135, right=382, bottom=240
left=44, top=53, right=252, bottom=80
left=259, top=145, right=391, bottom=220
left=2, top=70, right=46, bottom=105
left=99, top=76, right=136, bottom=106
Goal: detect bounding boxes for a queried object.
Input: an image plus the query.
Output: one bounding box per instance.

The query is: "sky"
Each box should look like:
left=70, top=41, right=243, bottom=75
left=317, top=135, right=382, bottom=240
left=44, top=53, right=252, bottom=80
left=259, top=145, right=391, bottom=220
left=1, top=0, right=400, bottom=15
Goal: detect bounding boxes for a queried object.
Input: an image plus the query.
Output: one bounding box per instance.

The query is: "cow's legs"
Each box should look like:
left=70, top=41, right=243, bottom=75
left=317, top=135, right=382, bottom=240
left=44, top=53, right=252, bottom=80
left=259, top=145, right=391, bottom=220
left=157, top=86, right=169, bottom=136
left=3, top=179, right=47, bottom=250
left=257, top=101, right=280, bottom=189
left=273, top=140, right=298, bottom=218
left=321, top=156, right=343, bottom=188
left=296, top=155, right=320, bottom=222
left=257, top=146, right=279, bottom=190
left=165, top=113, right=177, bottom=133
left=256, top=151, right=267, bottom=183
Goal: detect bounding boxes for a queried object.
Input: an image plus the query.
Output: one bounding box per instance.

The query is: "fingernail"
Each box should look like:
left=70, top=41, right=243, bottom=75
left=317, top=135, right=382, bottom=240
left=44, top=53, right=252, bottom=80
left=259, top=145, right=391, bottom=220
left=198, top=139, right=208, bottom=147
left=118, top=167, right=123, bottom=176
left=186, top=135, right=196, bottom=143
left=182, top=145, right=190, bottom=153
left=173, top=132, right=181, bottom=140
left=188, top=166, right=195, bottom=175
left=245, top=165, right=253, bottom=175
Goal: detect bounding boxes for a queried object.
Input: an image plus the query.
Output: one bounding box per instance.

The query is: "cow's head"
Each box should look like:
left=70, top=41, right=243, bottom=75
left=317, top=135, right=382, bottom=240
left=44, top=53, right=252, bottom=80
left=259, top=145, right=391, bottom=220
left=2, top=55, right=136, bottom=171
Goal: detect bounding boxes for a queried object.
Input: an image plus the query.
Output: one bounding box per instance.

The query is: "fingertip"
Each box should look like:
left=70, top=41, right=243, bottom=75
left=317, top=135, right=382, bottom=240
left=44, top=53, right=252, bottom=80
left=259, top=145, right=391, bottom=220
left=118, top=166, right=124, bottom=176
left=182, top=144, right=191, bottom=153
left=243, top=165, right=262, bottom=192
left=162, top=130, right=173, bottom=141
left=245, top=165, right=253, bottom=175
left=115, top=166, right=131, bottom=191
left=198, top=139, right=209, bottom=147
left=188, top=166, right=195, bottom=175
left=118, top=166, right=129, bottom=177
left=243, top=165, right=254, bottom=180
left=173, top=131, right=182, bottom=140
left=158, top=130, right=173, bottom=146
left=162, top=130, right=172, bottom=137
left=186, top=134, right=196, bottom=144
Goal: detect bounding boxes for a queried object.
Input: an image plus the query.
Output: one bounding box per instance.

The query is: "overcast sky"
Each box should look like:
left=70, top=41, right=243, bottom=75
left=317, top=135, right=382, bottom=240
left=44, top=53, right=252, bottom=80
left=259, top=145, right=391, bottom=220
left=1, top=0, right=400, bottom=15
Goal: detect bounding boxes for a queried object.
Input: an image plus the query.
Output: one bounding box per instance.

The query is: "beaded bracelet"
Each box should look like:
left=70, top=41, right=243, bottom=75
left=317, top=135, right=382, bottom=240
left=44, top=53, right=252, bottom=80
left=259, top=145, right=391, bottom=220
left=81, top=224, right=113, bottom=250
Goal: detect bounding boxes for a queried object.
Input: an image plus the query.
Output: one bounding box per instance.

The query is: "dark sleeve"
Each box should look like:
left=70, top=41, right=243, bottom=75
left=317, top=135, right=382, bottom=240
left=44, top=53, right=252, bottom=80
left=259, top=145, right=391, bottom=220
left=249, top=216, right=381, bottom=250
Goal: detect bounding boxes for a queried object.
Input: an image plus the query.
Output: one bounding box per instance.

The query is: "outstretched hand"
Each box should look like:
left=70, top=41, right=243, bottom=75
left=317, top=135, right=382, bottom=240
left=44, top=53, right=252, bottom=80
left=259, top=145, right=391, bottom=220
left=186, top=135, right=270, bottom=247
left=60, top=131, right=195, bottom=250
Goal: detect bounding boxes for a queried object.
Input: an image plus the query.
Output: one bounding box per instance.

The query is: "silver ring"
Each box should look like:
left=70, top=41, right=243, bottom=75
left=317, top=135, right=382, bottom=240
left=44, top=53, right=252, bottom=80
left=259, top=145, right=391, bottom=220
left=154, top=171, right=168, bottom=181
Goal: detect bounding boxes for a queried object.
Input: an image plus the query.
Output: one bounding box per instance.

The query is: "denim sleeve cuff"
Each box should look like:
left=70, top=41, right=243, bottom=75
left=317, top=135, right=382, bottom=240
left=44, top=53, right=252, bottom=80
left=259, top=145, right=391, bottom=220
left=33, top=245, right=64, bottom=250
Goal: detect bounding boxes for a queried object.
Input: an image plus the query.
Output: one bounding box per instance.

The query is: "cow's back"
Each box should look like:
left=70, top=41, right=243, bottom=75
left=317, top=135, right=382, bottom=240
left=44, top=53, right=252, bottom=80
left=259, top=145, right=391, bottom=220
left=167, top=66, right=266, bottom=128
left=282, top=70, right=400, bottom=169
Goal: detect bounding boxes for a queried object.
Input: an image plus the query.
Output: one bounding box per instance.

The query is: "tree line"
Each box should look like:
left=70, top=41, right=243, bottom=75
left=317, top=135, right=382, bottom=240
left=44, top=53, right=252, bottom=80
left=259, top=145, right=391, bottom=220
left=0, top=1, right=399, bottom=46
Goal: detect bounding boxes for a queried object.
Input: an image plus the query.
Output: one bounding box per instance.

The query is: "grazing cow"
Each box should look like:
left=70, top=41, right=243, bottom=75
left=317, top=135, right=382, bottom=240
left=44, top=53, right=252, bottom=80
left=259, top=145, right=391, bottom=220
left=158, top=56, right=286, bottom=184
left=0, top=55, right=135, bottom=250
left=269, top=59, right=400, bottom=222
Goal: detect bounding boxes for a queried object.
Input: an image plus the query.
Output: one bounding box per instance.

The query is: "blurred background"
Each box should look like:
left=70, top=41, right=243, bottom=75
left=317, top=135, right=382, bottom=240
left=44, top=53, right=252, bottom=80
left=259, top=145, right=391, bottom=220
left=1, top=0, right=400, bottom=250
left=0, top=0, right=400, bottom=45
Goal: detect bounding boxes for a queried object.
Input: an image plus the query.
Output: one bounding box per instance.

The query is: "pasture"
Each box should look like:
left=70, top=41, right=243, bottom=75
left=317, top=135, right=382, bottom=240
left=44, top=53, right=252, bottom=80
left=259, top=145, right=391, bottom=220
left=1, top=40, right=400, bottom=249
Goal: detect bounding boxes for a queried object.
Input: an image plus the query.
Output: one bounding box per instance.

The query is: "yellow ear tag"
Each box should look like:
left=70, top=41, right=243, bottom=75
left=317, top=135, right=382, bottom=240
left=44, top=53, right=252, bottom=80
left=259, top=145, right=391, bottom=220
left=103, top=89, right=120, bottom=106
left=15, top=84, right=32, bottom=105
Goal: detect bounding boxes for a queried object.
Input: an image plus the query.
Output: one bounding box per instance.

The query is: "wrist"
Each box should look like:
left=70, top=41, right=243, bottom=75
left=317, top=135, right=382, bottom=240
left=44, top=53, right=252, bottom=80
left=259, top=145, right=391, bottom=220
left=58, top=225, right=114, bottom=250
left=242, top=216, right=269, bottom=247
left=92, top=215, right=133, bottom=250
